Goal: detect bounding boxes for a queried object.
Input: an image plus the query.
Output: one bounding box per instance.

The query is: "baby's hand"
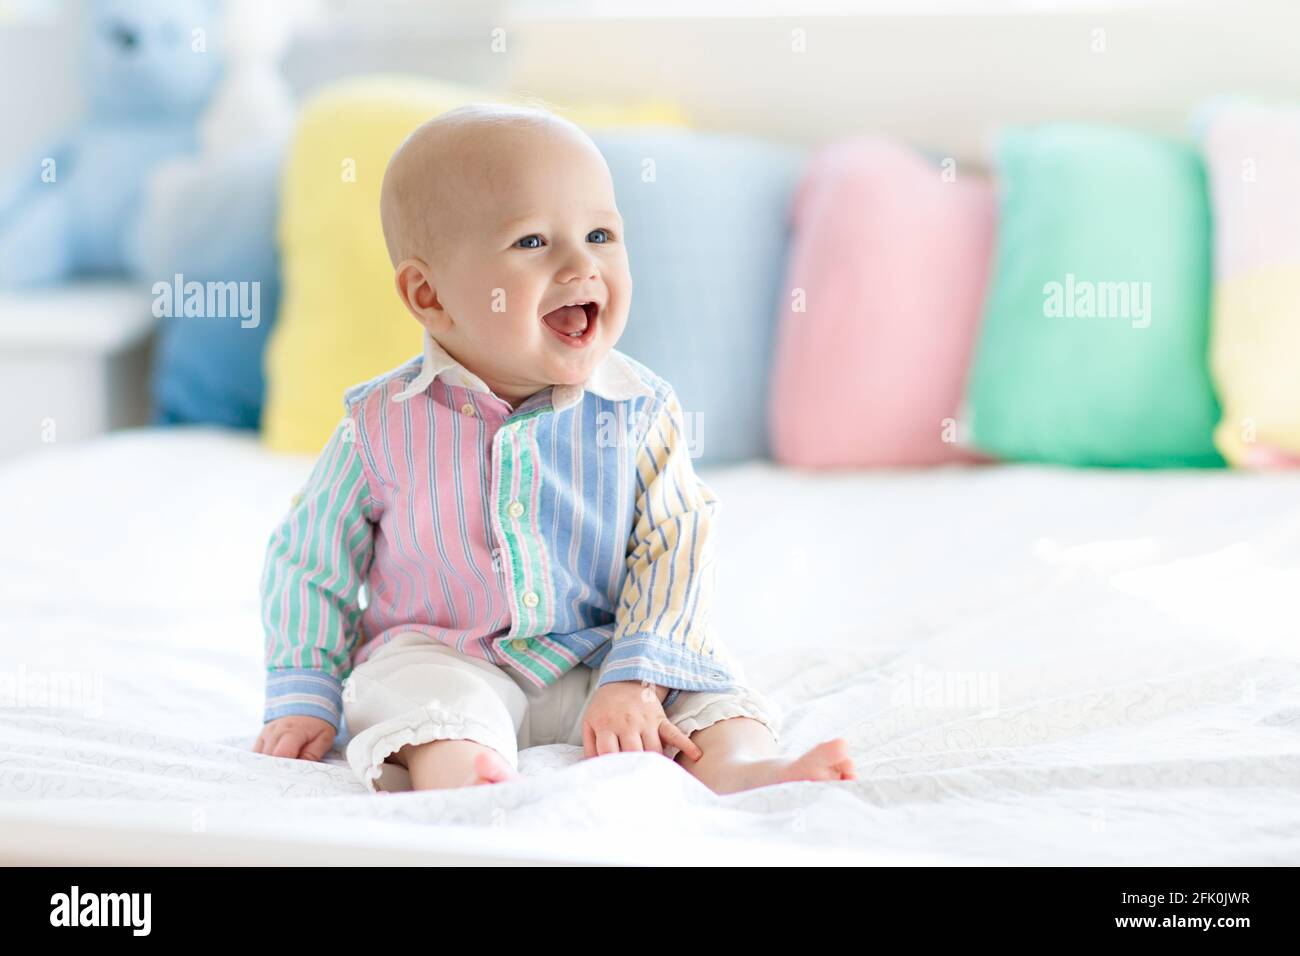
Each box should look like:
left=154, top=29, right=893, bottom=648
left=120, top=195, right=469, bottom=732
left=582, top=681, right=703, bottom=761
left=254, top=715, right=336, bottom=761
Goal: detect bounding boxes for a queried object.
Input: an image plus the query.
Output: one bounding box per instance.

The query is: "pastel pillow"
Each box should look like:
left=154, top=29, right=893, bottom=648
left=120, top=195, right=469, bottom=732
left=592, top=130, right=804, bottom=464
left=139, top=139, right=284, bottom=429
left=1198, top=101, right=1300, bottom=466
left=260, top=76, right=686, bottom=454
left=963, top=125, right=1222, bottom=468
left=768, top=138, right=995, bottom=467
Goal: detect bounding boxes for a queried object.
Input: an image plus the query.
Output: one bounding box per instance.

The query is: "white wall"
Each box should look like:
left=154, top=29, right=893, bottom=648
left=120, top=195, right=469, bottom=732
left=0, top=2, right=81, bottom=173
left=502, top=0, right=1300, bottom=162
left=3, top=0, right=1298, bottom=172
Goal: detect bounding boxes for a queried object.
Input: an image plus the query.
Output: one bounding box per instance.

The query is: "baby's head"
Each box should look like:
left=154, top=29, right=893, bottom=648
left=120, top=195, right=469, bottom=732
left=380, top=104, right=630, bottom=409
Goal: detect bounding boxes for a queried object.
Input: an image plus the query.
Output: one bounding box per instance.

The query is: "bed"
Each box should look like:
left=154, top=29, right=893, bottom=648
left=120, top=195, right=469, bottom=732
left=1, top=427, right=1297, bottom=865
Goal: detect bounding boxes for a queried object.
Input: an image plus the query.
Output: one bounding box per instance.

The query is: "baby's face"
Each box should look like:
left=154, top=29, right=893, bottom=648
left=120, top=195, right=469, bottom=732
left=416, top=125, right=631, bottom=406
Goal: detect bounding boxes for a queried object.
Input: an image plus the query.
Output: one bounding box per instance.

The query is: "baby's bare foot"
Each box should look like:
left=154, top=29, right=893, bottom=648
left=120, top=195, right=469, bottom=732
left=470, top=748, right=519, bottom=786
left=768, top=738, right=856, bottom=785
left=693, top=738, right=856, bottom=795
left=400, top=739, right=520, bottom=790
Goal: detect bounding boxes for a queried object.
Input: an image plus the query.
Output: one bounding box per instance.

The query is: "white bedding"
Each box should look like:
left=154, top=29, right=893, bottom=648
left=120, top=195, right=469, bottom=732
left=1, top=428, right=1297, bottom=865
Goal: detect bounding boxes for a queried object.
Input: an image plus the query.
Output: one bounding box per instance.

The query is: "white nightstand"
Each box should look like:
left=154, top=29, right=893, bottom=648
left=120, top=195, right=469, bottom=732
left=0, top=281, right=158, bottom=461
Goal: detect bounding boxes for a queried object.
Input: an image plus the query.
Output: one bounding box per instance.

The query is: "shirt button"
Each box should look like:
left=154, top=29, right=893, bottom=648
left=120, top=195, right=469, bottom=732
left=511, top=638, right=529, bottom=652
left=521, top=591, right=539, bottom=608
left=460, top=402, right=476, bottom=416
left=507, top=500, right=525, bottom=518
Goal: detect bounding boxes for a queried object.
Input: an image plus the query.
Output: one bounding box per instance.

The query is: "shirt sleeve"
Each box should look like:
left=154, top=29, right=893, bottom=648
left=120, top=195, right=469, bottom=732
left=597, top=387, right=738, bottom=707
left=260, top=416, right=375, bottom=731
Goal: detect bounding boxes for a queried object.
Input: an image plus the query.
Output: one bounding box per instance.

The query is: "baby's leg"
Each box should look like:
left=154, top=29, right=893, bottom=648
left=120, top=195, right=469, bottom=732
left=389, top=738, right=518, bottom=790
left=674, top=717, right=856, bottom=795
left=343, top=633, right=532, bottom=793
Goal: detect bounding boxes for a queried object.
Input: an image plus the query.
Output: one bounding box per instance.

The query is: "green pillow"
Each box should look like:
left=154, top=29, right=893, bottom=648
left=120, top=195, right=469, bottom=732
left=964, top=125, right=1223, bottom=467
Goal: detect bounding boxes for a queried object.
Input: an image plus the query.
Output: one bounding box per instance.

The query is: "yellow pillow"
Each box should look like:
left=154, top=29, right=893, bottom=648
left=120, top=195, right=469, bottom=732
left=261, top=75, right=686, bottom=453
left=1210, top=264, right=1300, bottom=464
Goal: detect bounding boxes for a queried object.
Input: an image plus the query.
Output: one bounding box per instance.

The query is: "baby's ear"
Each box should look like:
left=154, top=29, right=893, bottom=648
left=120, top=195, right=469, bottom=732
left=394, top=258, right=442, bottom=320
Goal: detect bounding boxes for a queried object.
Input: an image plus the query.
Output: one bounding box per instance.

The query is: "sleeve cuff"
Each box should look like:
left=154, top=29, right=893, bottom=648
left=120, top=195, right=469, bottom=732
left=595, top=632, right=735, bottom=697
left=264, top=668, right=345, bottom=731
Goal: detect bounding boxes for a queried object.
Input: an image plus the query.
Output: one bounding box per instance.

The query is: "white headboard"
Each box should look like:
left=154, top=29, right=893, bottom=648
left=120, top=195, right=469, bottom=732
left=501, top=0, right=1300, bottom=163
left=6, top=0, right=1299, bottom=174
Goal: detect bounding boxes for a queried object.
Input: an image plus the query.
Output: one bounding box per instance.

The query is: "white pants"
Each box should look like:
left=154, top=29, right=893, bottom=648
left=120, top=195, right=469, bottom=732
left=342, top=632, right=781, bottom=793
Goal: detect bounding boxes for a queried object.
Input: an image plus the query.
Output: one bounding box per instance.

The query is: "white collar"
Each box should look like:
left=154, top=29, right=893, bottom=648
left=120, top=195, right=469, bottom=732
left=391, top=330, right=654, bottom=412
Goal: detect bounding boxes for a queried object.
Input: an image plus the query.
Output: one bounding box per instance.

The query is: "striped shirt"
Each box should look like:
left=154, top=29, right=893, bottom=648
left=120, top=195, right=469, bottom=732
left=261, top=331, right=739, bottom=730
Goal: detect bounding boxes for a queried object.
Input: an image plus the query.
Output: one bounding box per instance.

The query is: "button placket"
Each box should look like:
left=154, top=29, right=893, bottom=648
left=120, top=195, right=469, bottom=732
left=494, top=419, right=538, bottom=648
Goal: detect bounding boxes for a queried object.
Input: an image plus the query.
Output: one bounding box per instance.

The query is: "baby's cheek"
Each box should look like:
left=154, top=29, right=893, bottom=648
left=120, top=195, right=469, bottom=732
left=604, top=302, right=631, bottom=335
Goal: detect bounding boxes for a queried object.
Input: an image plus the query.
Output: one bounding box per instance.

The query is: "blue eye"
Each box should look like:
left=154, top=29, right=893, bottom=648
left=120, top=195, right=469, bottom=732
left=587, top=229, right=610, bottom=244
left=515, top=235, right=544, bottom=249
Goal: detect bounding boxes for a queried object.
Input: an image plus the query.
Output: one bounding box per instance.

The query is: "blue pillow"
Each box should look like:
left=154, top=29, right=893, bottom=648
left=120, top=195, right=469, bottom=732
left=138, top=140, right=283, bottom=429
left=151, top=284, right=277, bottom=428
left=592, top=130, right=805, bottom=464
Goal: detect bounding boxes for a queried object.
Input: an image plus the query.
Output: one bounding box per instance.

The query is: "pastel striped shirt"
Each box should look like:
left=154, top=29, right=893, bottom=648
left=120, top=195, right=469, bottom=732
left=261, top=331, right=740, bottom=730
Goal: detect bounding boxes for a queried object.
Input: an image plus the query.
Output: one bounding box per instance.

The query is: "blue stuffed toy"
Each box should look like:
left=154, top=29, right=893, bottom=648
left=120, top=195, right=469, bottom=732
left=0, top=0, right=222, bottom=285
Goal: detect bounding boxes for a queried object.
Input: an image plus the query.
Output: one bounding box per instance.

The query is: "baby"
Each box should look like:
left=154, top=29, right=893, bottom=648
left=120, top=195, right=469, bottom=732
left=252, top=104, right=856, bottom=795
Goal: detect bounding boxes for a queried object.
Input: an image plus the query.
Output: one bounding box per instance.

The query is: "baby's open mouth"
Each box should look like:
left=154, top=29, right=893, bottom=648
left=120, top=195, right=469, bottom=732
left=540, top=300, right=599, bottom=347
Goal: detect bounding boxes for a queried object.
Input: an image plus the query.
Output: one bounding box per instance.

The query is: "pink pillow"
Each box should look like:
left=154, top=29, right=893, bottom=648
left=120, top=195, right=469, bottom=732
left=769, top=138, right=996, bottom=467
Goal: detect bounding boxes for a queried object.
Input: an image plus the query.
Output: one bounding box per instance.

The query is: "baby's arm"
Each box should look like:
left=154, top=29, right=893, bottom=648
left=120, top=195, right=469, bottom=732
left=583, top=386, right=738, bottom=756
left=257, top=416, right=376, bottom=759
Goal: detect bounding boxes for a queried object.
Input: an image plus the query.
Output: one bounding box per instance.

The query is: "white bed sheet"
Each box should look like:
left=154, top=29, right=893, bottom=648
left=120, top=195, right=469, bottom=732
left=1, top=428, right=1297, bottom=865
